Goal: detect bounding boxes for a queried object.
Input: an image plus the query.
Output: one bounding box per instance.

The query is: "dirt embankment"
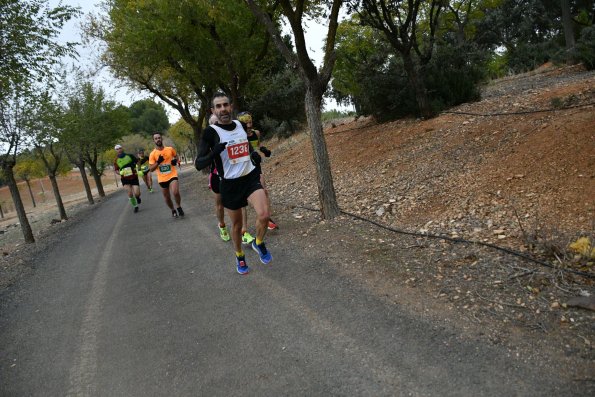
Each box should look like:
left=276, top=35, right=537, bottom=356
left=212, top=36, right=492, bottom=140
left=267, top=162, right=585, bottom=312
left=262, top=64, right=594, bottom=380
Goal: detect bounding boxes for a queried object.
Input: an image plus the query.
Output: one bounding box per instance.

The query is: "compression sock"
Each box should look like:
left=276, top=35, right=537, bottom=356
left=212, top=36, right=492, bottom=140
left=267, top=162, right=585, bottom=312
left=130, top=197, right=137, bottom=206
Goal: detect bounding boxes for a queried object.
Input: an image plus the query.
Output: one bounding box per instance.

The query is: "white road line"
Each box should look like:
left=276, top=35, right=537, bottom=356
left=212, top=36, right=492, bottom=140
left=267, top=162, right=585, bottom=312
left=67, top=206, right=126, bottom=396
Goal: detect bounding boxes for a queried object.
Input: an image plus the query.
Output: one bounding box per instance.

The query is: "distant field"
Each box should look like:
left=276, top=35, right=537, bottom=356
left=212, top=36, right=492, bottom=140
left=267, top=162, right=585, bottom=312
left=0, top=170, right=120, bottom=224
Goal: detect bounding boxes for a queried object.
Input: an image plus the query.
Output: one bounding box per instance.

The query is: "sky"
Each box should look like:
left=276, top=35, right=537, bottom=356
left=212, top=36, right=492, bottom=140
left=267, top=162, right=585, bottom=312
left=51, top=0, right=352, bottom=123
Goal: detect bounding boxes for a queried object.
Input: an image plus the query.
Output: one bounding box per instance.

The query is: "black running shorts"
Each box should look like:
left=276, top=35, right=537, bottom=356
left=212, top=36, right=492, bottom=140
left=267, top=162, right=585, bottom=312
left=158, top=177, right=178, bottom=189
left=220, top=169, right=263, bottom=210
left=121, top=177, right=139, bottom=186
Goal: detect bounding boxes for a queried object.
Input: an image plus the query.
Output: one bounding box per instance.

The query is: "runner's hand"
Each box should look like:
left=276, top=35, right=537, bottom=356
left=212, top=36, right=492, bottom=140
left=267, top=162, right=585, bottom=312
left=213, top=142, right=227, bottom=155
left=157, top=155, right=164, bottom=164
left=259, top=146, right=271, bottom=157
left=171, top=158, right=178, bottom=166
left=250, top=150, right=261, bottom=166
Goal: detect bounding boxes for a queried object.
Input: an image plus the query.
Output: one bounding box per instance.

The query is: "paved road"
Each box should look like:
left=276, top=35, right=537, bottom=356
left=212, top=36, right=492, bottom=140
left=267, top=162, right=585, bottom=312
left=0, top=169, right=582, bottom=396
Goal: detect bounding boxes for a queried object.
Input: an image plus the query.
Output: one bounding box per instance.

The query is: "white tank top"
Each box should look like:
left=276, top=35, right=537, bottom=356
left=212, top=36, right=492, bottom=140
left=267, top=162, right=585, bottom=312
left=211, top=120, right=255, bottom=179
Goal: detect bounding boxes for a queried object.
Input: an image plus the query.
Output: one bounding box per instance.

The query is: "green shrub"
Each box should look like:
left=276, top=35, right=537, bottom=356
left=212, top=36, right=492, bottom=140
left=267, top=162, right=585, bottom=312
left=576, top=26, right=595, bottom=70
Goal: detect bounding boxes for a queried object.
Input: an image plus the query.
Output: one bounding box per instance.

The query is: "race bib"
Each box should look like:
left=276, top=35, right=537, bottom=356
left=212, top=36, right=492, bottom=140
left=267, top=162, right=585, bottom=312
left=226, top=139, right=250, bottom=164
left=141, top=165, right=149, bottom=173
left=159, top=164, right=172, bottom=174
left=121, top=167, right=133, bottom=177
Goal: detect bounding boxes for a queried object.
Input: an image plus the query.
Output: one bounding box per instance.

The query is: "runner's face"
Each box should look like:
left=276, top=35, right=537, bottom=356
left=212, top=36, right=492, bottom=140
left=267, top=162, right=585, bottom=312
left=212, top=97, right=232, bottom=124
left=153, top=134, right=163, bottom=147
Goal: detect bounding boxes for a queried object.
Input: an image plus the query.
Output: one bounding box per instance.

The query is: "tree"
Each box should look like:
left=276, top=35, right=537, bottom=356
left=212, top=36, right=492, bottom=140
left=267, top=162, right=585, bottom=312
left=87, top=0, right=274, bottom=143
left=0, top=0, right=79, bottom=92
left=330, top=17, right=392, bottom=114
left=13, top=153, right=46, bottom=208
left=0, top=0, right=79, bottom=243
left=350, top=0, right=446, bottom=119
left=168, top=119, right=195, bottom=161
left=128, top=99, right=170, bottom=136
left=245, top=0, right=342, bottom=219
left=0, top=86, right=36, bottom=243
left=63, top=82, right=129, bottom=198
left=29, top=93, right=72, bottom=220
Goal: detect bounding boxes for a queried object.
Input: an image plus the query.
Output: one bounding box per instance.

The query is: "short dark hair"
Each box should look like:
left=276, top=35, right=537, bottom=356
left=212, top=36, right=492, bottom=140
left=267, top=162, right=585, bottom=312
left=153, top=132, right=162, bottom=138
left=211, top=92, right=230, bottom=107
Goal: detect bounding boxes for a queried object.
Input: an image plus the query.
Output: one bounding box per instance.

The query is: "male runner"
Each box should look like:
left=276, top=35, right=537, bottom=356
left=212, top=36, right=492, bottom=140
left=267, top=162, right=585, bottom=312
left=113, top=144, right=141, bottom=213
left=207, top=114, right=230, bottom=241
left=149, top=132, right=184, bottom=217
left=195, top=93, right=271, bottom=275
left=237, top=111, right=278, bottom=230
left=208, top=114, right=254, bottom=244
left=136, top=148, right=154, bottom=192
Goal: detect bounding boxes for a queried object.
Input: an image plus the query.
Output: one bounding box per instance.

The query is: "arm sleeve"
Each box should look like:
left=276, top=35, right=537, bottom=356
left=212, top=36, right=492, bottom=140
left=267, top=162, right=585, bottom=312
left=194, top=127, right=219, bottom=171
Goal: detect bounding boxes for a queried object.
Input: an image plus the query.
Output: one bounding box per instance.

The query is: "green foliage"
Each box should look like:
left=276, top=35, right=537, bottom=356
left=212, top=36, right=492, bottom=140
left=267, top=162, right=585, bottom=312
left=89, top=0, right=277, bottom=133
left=14, top=153, right=46, bottom=181
left=128, top=99, right=170, bottom=136
left=576, top=26, right=595, bottom=70
left=331, top=14, right=486, bottom=121
left=485, top=51, right=509, bottom=79
left=62, top=81, right=131, bottom=166
left=476, top=0, right=595, bottom=73
left=321, top=110, right=355, bottom=123
left=115, top=134, right=152, bottom=155
left=242, top=68, right=307, bottom=138
left=424, top=42, right=485, bottom=111
left=168, top=119, right=194, bottom=154
left=0, top=0, right=80, bottom=91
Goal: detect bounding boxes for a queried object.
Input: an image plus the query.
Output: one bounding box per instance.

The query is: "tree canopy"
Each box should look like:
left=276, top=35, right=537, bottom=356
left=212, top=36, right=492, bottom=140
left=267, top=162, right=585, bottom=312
left=128, top=99, right=170, bottom=136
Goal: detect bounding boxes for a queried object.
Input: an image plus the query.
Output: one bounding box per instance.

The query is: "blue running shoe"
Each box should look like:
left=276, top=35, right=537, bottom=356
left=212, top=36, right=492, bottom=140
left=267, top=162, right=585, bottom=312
left=236, top=256, right=250, bottom=275
left=252, top=241, right=272, bottom=264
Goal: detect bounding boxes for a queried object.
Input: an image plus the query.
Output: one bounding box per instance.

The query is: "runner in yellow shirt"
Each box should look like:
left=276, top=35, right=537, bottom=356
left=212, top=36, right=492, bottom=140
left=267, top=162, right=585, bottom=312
left=148, top=132, right=184, bottom=217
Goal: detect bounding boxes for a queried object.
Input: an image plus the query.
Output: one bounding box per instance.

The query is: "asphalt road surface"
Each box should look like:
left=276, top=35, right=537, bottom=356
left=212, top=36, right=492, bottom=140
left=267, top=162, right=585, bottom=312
left=0, top=169, right=583, bottom=396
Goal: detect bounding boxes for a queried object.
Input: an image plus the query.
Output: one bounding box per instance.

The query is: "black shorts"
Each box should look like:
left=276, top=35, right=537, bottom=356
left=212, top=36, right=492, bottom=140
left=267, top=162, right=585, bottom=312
left=159, top=177, right=178, bottom=189
left=121, top=177, right=139, bottom=186
left=221, top=169, right=263, bottom=210
left=209, top=171, right=221, bottom=194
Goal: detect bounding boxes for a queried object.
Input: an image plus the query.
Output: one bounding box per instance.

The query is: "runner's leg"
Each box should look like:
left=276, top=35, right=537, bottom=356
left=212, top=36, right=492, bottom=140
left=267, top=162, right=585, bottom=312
left=241, top=207, right=248, bottom=234
left=161, top=186, right=174, bottom=209
left=215, top=193, right=225, bottom=226
left=247, top=189, right=269, bottom=242
left=227, top=208, right=243, bottom=254
left=170, top=179, right=181, bottom=207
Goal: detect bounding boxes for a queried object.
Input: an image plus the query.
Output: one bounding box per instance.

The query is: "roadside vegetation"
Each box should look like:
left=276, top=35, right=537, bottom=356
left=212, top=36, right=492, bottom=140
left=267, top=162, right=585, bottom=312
left=1, top=0, right=594, bottom=241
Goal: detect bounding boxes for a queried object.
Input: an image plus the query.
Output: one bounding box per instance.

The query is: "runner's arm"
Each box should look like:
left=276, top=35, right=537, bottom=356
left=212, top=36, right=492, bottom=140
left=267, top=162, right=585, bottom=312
left=148, top=153, right=161, bottom=172
left=194, top=127, right=220, bottom=171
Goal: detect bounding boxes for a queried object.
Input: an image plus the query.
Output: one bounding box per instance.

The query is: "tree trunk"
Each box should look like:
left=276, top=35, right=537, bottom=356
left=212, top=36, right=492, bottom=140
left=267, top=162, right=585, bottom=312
left=77, top=162, right=95, bottom=205
left=3, top=165, right=35, bottom=243
left=88, top=162, right=105, bottom=197
left=403, top=54, right=433, bottom=119
left=48, top=174, right=68, bottom=220
left=304, top=84, right=340, bottom=219
left=25, top=179, right=36, bottom=208
left=561, top=0, right=576, bottom=59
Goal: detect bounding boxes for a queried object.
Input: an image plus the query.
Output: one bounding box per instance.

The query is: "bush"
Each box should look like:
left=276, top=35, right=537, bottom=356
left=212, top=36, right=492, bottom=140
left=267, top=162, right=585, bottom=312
left=576, top=26, right=595, bottom=70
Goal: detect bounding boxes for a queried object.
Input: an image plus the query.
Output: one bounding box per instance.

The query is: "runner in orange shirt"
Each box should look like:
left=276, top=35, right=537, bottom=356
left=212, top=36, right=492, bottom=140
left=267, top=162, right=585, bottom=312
left=149, top=132, right=184, bottom=217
